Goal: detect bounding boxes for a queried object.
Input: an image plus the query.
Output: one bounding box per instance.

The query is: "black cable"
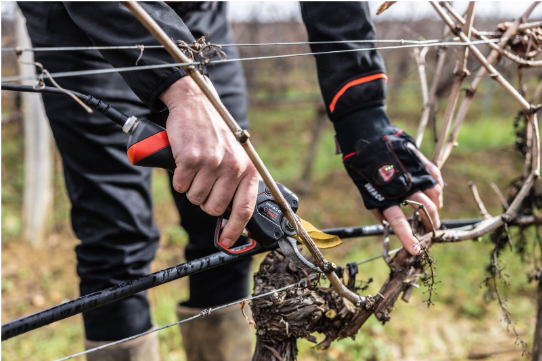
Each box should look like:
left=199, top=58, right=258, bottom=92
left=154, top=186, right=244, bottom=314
left=1, top=82, right=88, bottom=99
left=1, top=83, right=131, bottom=128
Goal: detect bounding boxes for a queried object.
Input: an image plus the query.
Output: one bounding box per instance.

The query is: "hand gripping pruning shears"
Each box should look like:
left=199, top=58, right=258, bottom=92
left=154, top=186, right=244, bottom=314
left=214, top=180, right=321, bottom=273
left=122, top=118, right=321, bottom=272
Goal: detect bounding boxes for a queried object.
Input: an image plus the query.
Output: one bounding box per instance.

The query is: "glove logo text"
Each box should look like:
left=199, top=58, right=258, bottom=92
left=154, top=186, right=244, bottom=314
left=364, top=183, right=385, bottom=201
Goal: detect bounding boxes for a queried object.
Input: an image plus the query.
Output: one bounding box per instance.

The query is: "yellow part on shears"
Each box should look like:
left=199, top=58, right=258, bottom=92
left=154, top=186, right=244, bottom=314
left=293, top=218, right=342, bottom=249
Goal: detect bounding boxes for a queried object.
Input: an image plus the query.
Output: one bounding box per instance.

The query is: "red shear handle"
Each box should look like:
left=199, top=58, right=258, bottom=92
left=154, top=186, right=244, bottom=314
left=127, top=119, right=176, bottom=172
left=214, top=215, right=261, bottom=256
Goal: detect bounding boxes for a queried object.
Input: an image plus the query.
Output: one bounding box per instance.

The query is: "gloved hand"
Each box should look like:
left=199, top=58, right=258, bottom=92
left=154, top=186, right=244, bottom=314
left=335, top=107, right=444, bottom=255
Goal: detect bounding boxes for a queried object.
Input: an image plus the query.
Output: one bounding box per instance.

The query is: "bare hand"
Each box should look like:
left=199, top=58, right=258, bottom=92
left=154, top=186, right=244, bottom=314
left=160, top=76, right=259, bottom=248
left=372, top=144, right=444, bottom=256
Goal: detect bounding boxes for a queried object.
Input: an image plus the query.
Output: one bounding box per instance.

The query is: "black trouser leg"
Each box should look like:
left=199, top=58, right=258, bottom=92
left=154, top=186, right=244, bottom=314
left=172, top=4, right=252, bottom=307
left=49, top=111, right=160, bottom=340
left=34, top=47, right=160, bottom=341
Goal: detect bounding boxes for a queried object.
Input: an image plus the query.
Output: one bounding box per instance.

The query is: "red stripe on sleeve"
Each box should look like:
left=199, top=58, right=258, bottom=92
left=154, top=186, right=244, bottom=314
left=330, top=73, right=388, bottom=113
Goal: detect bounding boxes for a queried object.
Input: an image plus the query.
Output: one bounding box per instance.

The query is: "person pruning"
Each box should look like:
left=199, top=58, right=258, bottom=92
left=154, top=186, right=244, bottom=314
left=17, top=2, right=443, bottom=360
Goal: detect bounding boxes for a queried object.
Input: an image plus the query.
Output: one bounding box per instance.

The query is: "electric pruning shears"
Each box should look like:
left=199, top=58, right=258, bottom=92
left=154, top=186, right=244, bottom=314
left=126, top=116, right=322, bottom=272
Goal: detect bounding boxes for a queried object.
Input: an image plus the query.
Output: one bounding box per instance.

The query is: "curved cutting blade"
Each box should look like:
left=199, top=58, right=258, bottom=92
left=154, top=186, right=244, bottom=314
left=278, top=236, right=322, bottom=273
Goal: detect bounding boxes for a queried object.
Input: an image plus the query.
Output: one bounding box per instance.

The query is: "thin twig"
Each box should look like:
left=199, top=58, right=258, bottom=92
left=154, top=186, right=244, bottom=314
left=135, top=44, right=144, bottom=65
left=376, top=1, right=396, bottom=15
left=416, top=44, right=447, bottom=147
left=400, top=199, right=439, bottom=305
left=413, top=46, right=430, bottom=143
left=402, top=200, right=437, bottom=238
left=523, top=112, right=534, bottom=178
left=432, top=4, right=540, bottom=239
left=469, top=181, right=492, bottom=220
left=504, top=223, right=514, bottom=252
left=433, top=2, right=531, bottom=111
left=15, top=49, right=93, bottom=114
left=518, top=20, right=542, bottom=31
left=490, top=182, right=510, bottom=209
left=240, top=299, right=256, bottom=328
left=484, top=249, right=529, bottom=355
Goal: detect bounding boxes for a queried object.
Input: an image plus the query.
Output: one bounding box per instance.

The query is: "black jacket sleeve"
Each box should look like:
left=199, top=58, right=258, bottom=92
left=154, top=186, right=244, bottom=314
left=300, top=2, right=387, bottom=122
left=63, top=2, right=197, bottom=112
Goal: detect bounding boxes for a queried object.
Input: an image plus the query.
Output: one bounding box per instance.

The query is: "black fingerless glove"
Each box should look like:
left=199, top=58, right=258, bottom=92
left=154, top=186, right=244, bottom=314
left=334, top=106, right=437, bottom=211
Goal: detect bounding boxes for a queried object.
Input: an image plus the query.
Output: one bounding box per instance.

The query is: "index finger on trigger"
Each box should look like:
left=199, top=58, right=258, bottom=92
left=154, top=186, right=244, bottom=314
left=219, top=174, right=259, bottom=248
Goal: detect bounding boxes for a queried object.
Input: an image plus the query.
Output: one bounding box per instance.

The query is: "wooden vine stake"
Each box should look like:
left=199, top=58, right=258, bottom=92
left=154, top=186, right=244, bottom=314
left=122, top=1, right=366, bottom=307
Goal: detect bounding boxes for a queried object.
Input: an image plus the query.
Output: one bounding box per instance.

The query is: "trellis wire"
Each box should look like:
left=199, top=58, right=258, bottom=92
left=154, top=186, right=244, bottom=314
left=0, top=34, right=504, bottom=53
left=50, top=244, right=407, bottom=361
left=52, top=274, right=320, bottom=361
left=1, top=37, right=514, bottom=83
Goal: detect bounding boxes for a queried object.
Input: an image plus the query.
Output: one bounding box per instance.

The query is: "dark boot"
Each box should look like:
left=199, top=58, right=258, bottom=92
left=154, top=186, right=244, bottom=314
left=84, top=329, right=160, bottom=361
left=177, top=304, right=254, bottom=361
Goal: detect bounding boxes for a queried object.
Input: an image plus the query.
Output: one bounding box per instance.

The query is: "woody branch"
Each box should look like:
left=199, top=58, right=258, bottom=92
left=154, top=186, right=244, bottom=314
left=431, top=2, right=475, bottom=168
left=437, top=2, right=539, bottom=166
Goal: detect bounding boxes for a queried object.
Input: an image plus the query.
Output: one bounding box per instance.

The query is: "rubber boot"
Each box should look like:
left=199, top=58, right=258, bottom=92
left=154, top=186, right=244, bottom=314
left=177, top=303, right=254, bottom=361
left=84, top=329, right=160, bottom=361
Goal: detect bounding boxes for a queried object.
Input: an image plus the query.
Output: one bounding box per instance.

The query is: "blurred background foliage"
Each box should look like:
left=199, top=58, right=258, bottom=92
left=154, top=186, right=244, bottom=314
left=2, top=2, right=542, bottom=360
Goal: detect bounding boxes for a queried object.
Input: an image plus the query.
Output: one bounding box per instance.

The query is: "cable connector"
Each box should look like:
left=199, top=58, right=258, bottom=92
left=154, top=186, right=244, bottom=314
left=122, top=116, right=139, bottom=134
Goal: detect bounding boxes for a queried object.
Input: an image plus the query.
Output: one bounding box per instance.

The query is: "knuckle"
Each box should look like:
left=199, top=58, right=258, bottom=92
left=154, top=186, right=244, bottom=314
left=425, top=202, right=437, bottom=214
left=246, top=163, right=258, bottom=174
left=387, top=215, right=404, bottom=225
left=203, top=203, right=225, bottom=217
left=235, top=204, right=254, bottom=221
left=430, top=187, right=442, bottom=198
left=245, top=166, right=259, bottom=181
left=204, top=153, right=222, bottom=169
left=173, top=179, right=188, bottom=193
left=223, top=156, right=243, bottom=175
left=187, top=193, right=205, bottom=206
left=183, top=152, right=202, bottom=169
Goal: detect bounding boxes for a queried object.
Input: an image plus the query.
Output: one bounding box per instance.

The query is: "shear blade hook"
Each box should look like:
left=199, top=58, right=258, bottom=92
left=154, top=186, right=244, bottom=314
left=278, top=236, right=321, bottom=273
